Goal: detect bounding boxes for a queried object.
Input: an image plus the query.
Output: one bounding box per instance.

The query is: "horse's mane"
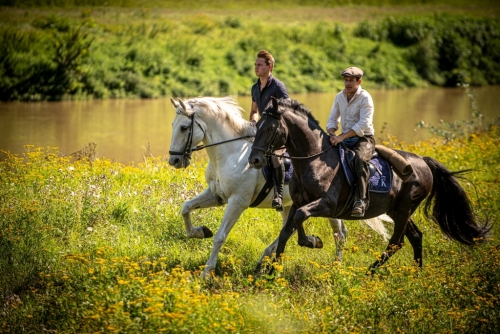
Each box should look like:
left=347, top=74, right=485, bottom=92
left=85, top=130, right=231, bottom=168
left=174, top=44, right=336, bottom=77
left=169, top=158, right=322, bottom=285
left=278, top=98, right=322, bottom=129
left=186, top=96, right=255, bottom=138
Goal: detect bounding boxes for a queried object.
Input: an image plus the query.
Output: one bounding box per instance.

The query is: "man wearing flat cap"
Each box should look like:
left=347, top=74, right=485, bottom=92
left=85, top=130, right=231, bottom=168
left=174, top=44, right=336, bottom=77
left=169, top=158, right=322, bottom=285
left=326, top=66, right=375, bottom=217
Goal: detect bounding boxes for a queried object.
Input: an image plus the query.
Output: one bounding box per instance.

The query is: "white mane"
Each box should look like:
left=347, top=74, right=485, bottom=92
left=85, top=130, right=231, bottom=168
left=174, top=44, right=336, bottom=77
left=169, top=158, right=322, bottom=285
left=186, top=96, right=255, bottom=137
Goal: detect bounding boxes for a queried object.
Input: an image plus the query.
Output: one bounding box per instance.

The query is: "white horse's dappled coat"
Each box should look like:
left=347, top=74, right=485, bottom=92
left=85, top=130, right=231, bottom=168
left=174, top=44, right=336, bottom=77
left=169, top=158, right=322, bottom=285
left=168, top=96, right=389, bottom=277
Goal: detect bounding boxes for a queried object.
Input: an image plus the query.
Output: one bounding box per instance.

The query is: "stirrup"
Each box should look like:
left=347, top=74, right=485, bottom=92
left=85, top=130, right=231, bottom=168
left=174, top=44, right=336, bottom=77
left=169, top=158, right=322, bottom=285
left=272, top=197, right=283, bottom=211
left=351, top=200, right=365, bottom=217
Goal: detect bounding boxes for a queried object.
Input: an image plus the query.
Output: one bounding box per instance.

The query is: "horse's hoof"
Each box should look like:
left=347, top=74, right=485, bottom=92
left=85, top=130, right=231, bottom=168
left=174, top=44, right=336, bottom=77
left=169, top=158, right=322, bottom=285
left=366, top=262, right=380, bottom=276
left=310, top=235, right=323, bottom=248
left=201, top=268, right=215, bottom=279
left=201, top=226, right=213, bottom=238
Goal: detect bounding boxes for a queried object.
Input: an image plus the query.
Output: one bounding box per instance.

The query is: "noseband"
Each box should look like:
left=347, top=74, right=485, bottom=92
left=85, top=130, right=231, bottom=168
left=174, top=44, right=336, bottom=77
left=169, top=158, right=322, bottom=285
left=168, top=108, right=206, bottom=160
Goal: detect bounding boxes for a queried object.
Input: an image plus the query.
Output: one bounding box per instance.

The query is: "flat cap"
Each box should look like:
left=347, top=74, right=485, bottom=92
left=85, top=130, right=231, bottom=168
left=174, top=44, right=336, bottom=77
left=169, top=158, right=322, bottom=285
left=341, top=67, right=363, bottom=78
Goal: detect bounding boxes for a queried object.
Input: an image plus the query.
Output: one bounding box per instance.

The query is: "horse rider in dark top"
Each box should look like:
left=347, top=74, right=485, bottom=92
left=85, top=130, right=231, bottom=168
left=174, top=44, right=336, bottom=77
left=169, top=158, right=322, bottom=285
left=326, top=66, right=376, bottom=217
left=250, top=49, right=289, bottom=211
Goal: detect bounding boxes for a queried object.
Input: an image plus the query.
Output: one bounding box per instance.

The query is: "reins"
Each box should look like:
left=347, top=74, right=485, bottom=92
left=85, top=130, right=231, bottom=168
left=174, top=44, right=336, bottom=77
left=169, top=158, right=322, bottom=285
left=262, top=144, right=334, bottom=160
left=191, top=135, right=255, bottom=152
left=252, top=107, right=335, bottom=160
left=169, top=108, right=254, bottom=159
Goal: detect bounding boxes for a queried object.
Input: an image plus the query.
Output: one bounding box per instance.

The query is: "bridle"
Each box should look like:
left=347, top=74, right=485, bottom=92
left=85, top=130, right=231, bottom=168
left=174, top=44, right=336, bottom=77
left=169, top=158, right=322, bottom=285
left=255, top=108, right=284, bottom=157
left=169, top=107, right=254, bottom=161
left=251, top=106, right=334, bottom=160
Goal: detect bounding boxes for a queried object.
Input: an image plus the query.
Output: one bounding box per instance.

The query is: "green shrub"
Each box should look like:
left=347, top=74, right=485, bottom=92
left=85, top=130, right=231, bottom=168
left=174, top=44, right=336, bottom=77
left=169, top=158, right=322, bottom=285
left=355, top=15, right=500, bottom=86
left=0, top=10, right=499, bottom=100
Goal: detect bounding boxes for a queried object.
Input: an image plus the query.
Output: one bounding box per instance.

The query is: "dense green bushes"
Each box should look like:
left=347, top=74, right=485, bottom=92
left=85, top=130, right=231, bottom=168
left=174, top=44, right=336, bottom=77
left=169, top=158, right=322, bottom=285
left=355, top=15, right=500, bottom=86
left=0, top=9, right=498, bottom=101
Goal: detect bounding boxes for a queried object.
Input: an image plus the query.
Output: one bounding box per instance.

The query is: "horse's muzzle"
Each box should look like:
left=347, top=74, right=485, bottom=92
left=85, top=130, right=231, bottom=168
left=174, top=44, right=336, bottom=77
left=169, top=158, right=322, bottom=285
left=248, top=150, right=265, bottom=169
left=169, top=155, right=191, bottom=169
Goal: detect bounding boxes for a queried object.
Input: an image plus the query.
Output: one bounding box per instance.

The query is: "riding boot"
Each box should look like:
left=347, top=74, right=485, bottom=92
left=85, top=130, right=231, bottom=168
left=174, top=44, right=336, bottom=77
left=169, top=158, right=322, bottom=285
left=351, top=159, right=369, bottom=217
left=272, top=165, right=285, bottom=211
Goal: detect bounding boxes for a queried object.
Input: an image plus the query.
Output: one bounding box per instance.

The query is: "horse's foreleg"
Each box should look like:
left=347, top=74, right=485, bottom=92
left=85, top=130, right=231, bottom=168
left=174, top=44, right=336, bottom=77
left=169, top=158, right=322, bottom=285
left=202, top=196, right=247, bottom=278
left=295, top=199, right=328, bottom=249
left=329, top=218, right=347, bottom=262
left=405, top=218, right=423, bottom=267
left=256, top=206, right=291, bottom=272
left=274, top=204, right=299, bottom=262
left=181, top=188, right=223, bottom=239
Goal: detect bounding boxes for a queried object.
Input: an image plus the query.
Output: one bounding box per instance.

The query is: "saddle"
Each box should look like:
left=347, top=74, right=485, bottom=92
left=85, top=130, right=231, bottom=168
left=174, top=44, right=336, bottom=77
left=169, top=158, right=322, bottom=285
left=249, top=153, right=293, bottom=208
left=339, top=144, right=392, bottom=194
left=333, top=144, right=393, bottom=217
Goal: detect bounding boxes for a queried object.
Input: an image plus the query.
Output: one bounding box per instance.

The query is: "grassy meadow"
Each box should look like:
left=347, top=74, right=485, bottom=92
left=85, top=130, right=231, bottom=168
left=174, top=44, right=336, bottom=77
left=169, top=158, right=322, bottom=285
left=1, top=103, right=500, bottom=332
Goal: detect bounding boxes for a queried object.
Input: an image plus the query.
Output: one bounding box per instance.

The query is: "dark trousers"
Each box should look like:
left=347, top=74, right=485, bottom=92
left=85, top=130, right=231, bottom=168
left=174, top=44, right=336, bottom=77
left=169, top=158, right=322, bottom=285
left=350, top=135, right=376, bottom=201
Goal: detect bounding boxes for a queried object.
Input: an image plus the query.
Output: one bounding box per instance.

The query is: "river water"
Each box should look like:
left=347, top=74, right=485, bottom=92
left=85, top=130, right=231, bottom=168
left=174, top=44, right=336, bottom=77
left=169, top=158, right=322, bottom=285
left=1, top=86, right=498, bottom=164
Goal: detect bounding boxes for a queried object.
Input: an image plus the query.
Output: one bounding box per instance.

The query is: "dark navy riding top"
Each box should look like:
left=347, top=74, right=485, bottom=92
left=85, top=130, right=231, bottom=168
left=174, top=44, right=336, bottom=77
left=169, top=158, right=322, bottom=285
left=251, top=74, right=289, bottom=115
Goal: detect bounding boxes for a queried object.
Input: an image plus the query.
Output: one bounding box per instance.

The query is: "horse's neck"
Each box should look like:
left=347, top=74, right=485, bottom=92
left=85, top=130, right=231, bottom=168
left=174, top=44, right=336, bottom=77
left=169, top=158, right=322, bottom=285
left=285, top=115, right=330, bottom=158
left=284, top=114, right=341, bottom=176
left=203, top=122, right=246, bottom=164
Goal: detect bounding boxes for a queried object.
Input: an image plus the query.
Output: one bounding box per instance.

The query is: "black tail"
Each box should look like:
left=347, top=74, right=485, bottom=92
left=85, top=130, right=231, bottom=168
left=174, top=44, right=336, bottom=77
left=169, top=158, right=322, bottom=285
left=422, top=156, right=491, bottom=245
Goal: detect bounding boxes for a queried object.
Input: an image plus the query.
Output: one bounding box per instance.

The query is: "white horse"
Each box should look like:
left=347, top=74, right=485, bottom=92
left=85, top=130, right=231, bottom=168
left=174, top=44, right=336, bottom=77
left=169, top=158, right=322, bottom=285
left=168, top=96, right=389, bottom=277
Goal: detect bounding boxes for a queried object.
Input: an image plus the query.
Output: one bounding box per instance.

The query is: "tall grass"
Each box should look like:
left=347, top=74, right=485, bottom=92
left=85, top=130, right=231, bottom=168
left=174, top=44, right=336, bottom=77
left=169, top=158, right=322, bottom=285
left=1, top=114, right=499, bottom=331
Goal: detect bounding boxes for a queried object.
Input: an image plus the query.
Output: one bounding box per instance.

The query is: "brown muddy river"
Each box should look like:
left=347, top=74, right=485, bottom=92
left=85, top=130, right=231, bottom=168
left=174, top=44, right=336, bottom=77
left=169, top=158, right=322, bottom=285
left=1, top=86, right=498, bottom=164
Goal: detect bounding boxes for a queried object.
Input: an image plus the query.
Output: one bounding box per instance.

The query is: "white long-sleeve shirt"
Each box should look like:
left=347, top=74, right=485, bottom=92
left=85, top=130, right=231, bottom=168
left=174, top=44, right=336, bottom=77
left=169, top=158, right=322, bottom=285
left=326, top=85, right=374, bottom=136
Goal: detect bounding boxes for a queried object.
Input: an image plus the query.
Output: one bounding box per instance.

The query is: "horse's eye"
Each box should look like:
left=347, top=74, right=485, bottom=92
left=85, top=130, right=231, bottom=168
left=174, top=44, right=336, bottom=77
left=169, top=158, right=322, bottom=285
left=181, top=125, right=189, bottom=131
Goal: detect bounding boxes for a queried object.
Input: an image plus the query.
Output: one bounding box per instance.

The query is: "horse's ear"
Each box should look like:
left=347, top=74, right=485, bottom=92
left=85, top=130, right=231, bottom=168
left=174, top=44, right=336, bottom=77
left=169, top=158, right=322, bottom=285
left=272, top=97, right=279, bottom=111
left=179, top=99, right=188, bottom=113
left=170, top=97, right=180, bottom=109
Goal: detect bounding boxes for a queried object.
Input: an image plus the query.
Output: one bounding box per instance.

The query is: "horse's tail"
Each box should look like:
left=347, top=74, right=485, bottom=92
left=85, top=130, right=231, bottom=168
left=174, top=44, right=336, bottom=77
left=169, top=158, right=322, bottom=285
left=362, top=214, right=394, bottom=241
left=422, top=156, right=491, bottom=245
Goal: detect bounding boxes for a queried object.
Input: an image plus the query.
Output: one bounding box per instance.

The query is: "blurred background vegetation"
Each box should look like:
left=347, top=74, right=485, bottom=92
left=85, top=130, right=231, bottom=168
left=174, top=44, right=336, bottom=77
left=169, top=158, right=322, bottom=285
left=0, top=0, right=499, bottom=100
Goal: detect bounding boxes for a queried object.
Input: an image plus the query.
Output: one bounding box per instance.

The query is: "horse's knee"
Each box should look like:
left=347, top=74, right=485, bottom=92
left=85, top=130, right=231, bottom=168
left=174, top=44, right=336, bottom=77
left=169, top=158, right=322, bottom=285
left=212, top=233, right=227, bottom=249
left=181, top=202, right=192, bottom=217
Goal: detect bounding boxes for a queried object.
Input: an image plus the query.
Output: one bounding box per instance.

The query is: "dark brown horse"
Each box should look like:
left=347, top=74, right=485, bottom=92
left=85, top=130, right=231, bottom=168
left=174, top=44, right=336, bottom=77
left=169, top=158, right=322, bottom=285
left=248, top=98, right=490, bottom=272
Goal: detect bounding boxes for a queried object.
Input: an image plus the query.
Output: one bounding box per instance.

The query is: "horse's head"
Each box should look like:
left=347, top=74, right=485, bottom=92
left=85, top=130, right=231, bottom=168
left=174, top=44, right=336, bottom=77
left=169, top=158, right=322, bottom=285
left=248, top=97, right=288, bottom=169
left=168, top=97, right=206, bottom=169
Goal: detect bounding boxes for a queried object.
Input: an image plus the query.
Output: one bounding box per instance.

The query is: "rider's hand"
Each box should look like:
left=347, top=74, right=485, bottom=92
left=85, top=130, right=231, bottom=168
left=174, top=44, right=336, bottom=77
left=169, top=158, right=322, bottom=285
left=329, top=134, right=343, bottom=146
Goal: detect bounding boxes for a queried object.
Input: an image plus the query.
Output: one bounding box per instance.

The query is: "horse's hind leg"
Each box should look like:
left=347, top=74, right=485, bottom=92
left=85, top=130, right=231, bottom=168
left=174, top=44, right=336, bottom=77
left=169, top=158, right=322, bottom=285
left=181, top=188, right=224, bottom=239
left=329, top=218, right=347, bottom=262
left=368, top=210, right=409, bottom=273
left=405, top=218, right=423, bottom=267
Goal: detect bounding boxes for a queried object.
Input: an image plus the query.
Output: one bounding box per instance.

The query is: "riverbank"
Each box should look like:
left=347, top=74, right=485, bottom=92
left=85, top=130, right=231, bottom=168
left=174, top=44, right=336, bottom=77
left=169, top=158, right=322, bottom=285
left=1, top=2, right=499, bottom=101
